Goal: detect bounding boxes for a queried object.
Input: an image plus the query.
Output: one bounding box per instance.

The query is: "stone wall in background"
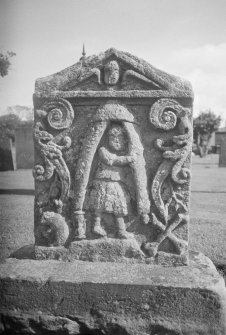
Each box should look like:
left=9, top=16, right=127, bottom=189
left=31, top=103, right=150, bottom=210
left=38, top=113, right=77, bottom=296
left=15, top=127, right=34, bottom=169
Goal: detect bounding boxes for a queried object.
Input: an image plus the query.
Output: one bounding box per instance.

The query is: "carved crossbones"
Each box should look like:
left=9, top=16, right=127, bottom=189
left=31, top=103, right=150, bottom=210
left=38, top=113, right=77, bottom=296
left=144, top=213, right=188, bottom=257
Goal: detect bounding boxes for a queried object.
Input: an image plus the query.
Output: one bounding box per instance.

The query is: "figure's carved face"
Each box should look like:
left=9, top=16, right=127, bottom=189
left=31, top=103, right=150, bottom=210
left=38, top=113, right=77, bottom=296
left=104, top=60, right=120, bottom=85
left=108, top=126, right=127, bottom=151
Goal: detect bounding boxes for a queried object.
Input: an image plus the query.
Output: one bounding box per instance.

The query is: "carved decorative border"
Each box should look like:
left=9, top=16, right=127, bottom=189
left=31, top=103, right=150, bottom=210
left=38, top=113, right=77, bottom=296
left=147, top=99, right=192, bottom=261
left=33, top=99, right=73, bottom=246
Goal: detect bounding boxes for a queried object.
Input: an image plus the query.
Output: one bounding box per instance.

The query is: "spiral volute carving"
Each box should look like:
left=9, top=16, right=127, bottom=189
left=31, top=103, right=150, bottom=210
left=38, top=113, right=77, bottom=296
left=149, top=99, right=186, bottom=130
left=42, top=99, right=74, bottom=129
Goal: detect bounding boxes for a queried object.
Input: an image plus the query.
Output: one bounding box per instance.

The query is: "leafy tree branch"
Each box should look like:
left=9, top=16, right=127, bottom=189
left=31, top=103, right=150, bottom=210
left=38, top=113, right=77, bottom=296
left=0, top=51, right=16, bottom=77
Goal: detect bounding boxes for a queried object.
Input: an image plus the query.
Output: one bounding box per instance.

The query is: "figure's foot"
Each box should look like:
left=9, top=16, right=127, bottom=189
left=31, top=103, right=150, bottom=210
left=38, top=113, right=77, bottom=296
left=141, top=213, right=150, bottom=225
left=144, top=242, right=159, bottom=257
left=117, top=230, right=134, bottom=239
left=93, top=225, right=107, bottom=237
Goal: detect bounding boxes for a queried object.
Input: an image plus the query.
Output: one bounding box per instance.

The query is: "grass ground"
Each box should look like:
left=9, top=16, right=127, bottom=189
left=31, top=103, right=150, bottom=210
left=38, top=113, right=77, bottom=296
left=189, top=155, right=226, bottom=268
left=0, top=195, right=34, bottom=262
left=0, top=169, right=34, bottom=190
left=0, top=155, right=225, bottom=268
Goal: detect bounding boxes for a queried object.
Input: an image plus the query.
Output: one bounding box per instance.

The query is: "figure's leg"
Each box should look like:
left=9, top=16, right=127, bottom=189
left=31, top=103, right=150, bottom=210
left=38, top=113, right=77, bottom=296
left=75, top=213, right=86, bottom=240
left=116, top=216, right=133, bottom=239
left=93, top=211, right=107, bottom=237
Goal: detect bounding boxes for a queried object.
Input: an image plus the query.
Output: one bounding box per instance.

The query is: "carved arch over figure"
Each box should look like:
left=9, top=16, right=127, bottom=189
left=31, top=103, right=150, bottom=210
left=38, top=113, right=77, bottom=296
left=73, top=102, right=150, bottom=230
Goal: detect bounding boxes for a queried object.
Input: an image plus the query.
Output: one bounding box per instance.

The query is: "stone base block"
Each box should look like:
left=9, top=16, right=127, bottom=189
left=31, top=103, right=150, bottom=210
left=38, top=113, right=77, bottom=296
left=0, top=252, right=226, bottom=335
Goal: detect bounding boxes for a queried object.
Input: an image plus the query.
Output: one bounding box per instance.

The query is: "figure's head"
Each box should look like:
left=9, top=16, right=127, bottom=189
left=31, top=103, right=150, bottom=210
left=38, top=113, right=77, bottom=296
left=108, top=125, right=127, bottom=152
left=104, top=60, right=120, bottom=85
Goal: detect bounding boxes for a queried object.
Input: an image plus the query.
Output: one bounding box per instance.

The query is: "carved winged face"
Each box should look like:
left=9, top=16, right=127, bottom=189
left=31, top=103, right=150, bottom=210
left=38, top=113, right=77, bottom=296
left=104, top=60, right=120, bottom=85
left=108, top=126, right=127, bottom=152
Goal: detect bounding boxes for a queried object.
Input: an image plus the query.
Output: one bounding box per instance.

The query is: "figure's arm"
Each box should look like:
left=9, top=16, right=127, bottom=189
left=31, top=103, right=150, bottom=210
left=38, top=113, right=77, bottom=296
left=98, top=147, right=132, bottom=166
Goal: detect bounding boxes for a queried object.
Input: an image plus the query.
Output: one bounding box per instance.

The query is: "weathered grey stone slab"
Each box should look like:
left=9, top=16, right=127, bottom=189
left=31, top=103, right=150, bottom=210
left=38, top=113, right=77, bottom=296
left=33, top=48, right=193, bottom=266
left=15, top=127, right=34, bottom=169
left=219, top=135, right=226, bottom=167
left=1, top=252, right=226, bottom=334
left=0, top=137, right=14, bottom=171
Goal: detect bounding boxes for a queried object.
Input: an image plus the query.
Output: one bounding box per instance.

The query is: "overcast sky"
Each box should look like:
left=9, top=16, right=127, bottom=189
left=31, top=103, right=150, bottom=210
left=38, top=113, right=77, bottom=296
left=0, top=0, right=226, bottom=122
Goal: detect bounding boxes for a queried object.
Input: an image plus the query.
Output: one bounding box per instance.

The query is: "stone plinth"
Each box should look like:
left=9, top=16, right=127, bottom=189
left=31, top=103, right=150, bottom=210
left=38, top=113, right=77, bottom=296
left=1, top=252, right=226, bottom=335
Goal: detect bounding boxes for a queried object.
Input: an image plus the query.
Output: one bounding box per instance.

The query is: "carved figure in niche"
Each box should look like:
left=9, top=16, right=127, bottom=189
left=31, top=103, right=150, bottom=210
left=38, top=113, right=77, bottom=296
left=89, top=124, right=133, bottom=239
left=104, top=61, right=120, bottom=85
left=73, top=102, right=151, bottom=240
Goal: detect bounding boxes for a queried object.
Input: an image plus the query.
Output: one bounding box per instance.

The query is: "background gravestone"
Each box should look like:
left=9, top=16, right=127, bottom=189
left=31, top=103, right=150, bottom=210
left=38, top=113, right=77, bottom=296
left=15, top=127, right=34, bottom=169
left=215, top=128, right=226, bottom=154
left=219, top=135, right=226, bottom=167
left=0, top=137, right=14, bottom=171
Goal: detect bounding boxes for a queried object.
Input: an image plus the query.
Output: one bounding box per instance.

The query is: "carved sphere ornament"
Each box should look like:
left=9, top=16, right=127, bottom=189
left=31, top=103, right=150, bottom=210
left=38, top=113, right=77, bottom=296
left=43, top=98, right=74, bottom=129
left=149, top=98, right=184, bottom=130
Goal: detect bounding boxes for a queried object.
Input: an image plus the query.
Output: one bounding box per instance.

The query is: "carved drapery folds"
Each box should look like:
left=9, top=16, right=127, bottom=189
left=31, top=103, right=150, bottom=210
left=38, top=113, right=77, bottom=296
left=33, top=98, right=73, bottom=246
left=148, top=98, right=192, bottom=260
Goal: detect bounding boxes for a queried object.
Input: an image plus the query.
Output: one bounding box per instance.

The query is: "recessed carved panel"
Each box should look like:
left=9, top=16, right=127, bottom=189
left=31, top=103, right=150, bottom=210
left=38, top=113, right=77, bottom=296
left=33, top=49, right=193, bottom=266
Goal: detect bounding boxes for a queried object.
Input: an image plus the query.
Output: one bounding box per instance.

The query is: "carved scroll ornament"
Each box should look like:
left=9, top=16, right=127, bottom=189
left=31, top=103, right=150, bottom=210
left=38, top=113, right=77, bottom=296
left=43, top=98, right=74, bottom=129
left=33, top=99, right=73, bottom=215
left=147, top=99, right=192, bottom=260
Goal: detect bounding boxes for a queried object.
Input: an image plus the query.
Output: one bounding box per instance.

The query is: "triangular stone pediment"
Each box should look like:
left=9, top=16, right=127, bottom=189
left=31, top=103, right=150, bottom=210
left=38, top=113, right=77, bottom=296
left=35, top=48, right=193, bottom=98
left=61, top=54, right=164, bottom=92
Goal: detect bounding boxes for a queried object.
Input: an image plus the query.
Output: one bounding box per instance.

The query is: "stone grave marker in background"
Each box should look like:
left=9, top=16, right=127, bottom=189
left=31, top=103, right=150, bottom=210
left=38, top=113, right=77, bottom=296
left=0, top=137, right=15, bottom=171
left=15, top=127, right=34, bottom=169
left=1, top=48, right=226, bottom=335
left=219, top=135, right=226, bottom=167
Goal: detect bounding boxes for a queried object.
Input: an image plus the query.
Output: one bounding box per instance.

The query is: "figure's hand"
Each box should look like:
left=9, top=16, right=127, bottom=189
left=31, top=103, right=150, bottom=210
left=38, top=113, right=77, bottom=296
left=128, top=151, right=139, bottom=164
left=127, top=156, right=133, bottom=163
left=141, top=213, right=150, bottom=224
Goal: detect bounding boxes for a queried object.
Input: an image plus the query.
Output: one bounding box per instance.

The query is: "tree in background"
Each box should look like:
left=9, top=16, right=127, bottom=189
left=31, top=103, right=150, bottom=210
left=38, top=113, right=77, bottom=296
left=193, top=110, right=221, bottom=157
left=6, top=105, right=34, bottom=122
left=0, top=51, right=16, bottom=77
left=0, top=107, right=33, bottom=141
left=0, top=114, right=21, bottom=140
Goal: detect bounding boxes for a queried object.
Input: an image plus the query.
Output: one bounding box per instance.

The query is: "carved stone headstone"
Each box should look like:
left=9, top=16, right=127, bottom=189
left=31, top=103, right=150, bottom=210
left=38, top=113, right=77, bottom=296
left=33, top=48, right=193, bottom=266
left=1, top=49, right=226, bottom=335
left=15, top=127, right=34, bottom=169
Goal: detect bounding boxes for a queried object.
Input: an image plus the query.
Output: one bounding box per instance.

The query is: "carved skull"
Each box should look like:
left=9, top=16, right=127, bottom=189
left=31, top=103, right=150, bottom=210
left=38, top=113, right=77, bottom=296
left=104, top=60, right=120, bottom=85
